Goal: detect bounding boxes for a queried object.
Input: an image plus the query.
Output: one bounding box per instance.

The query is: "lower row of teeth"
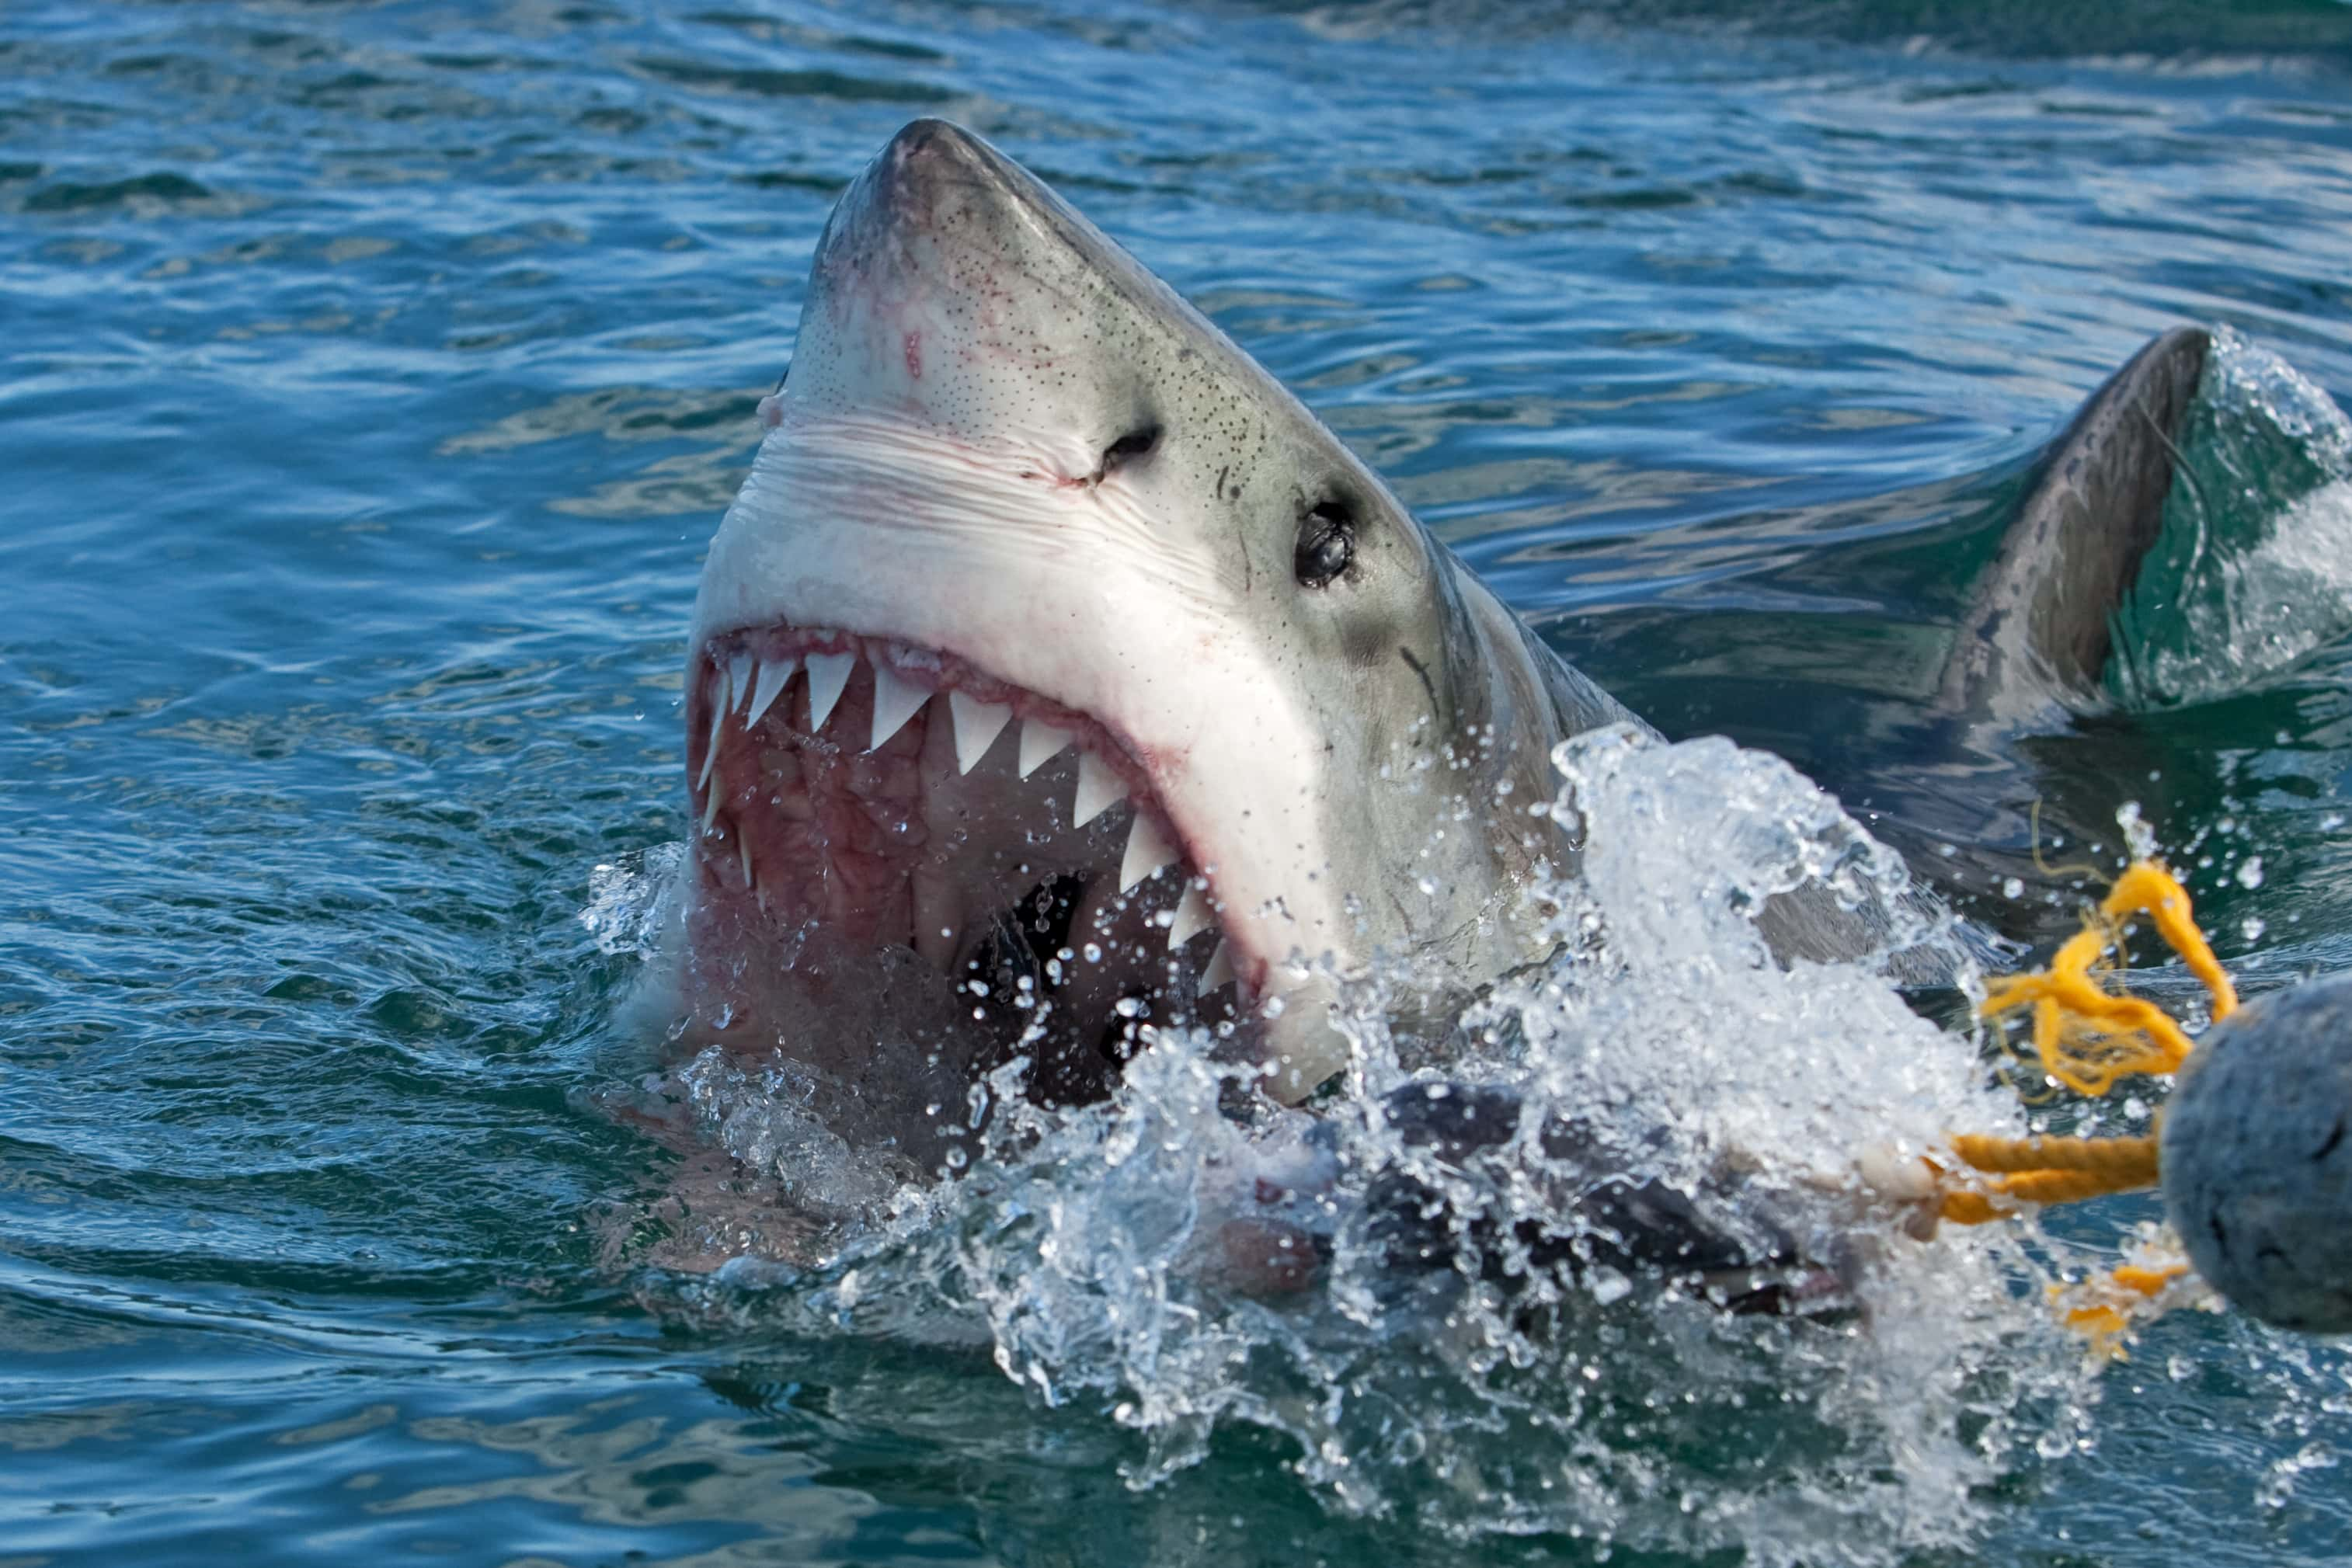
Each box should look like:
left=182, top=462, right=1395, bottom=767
left=699, top=648, right=1234, bottom=995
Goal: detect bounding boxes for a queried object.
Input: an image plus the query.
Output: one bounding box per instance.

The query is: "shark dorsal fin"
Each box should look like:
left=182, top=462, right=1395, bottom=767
left=1942, top=327, right=2210, bottom=713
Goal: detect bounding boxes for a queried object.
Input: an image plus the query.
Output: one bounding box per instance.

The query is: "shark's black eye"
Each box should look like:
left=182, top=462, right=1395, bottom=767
left=1101, top=423, right=1160, bottom=473
left=1295, top=499, right=1355, bottom=589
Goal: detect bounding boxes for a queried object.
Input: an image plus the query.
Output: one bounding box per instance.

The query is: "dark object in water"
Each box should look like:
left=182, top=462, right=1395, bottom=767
left=1360, top=1081, right=1849, bottom=1317
left=2163, top=973, right=2352, bottom=1333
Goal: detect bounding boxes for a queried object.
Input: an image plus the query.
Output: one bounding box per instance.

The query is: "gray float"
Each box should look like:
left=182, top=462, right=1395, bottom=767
left=2162, top=974, right=2352, bottom=1332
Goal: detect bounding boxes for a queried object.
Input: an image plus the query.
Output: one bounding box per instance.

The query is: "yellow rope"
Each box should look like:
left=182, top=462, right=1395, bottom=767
left=2112, top=1263, right=2191, bottom=1295
left=2058, top=1262, right=2194, bottom=1345
left=1933, top=860, right=2227, bottom=1226
left=1901, top=856, right=2246, bottom=1349
left=1947, top=1132, right=2162, bottom=1176
left=1975, top=860, right=2234, bottom=1097
left=1998, top=1163, right=2157, bottom=1206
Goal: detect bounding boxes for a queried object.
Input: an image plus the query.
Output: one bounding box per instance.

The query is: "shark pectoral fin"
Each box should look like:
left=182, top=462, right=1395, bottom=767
left=1942, top=326, right=2211, bottom=714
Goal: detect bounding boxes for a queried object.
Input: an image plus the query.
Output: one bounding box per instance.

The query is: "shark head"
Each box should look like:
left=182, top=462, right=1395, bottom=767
left=684, top=120, right=1583, bottom=1146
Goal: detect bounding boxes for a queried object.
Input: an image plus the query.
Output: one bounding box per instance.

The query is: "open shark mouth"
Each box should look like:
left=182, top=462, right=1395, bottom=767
left=686, top=626, right=1249, bottom=1106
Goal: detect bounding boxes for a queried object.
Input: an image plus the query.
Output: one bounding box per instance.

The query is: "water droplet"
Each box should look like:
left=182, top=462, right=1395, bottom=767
left=2236, top=855, right=2265, bottom=890
left=2116, top=801, right=2156, bottom=860
left=2001, top=876, right=2024, bottom=899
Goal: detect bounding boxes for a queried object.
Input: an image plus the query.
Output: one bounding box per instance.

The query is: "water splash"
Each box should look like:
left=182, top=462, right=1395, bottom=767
left=2109, top=329, right=2352, bottom=711
left=579, top=843, right=687, bottom=959
left=604, top=728, right=2127, bottom=1561
left=674, top=1045, right=914, bottom=1222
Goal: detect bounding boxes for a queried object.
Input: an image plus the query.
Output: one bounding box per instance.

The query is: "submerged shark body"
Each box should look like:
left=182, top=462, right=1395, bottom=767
left=675, top=119, right=2211, bottom=1194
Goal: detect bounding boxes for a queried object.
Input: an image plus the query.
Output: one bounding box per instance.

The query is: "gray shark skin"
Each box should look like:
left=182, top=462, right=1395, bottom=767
left=675, top=119, right=2215, bottom=1187
left=1942, top=325, right=2211, bottom=721
left=680, top=119, right=1650, bottom=1149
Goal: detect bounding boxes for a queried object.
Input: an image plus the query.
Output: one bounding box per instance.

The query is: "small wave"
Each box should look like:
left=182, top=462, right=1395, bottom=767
left=20, top=171, right=217, bottom=214
left=631, top=57, right=957, bottom=106
left=2109, top=328, right=2352, bottom=710
left=1283, top=0, right=2352, bottom=70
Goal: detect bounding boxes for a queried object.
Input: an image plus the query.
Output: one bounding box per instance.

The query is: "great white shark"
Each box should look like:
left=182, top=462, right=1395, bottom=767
left=676, top=119, right=2211, bottom=1186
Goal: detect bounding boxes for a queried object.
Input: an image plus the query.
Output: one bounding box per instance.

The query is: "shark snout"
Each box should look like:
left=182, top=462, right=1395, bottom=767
left=792, top=118, right=1171, bottom=475
left=815, top=117, right=1051, bottom=304
left=867, top=117, right=1025, bottom=214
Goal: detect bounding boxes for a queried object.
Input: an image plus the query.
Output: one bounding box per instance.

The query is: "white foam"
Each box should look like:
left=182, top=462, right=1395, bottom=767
left=597, top=727, right=2135, bottom=1561
left=2110, top=329, right=2352, bottom=709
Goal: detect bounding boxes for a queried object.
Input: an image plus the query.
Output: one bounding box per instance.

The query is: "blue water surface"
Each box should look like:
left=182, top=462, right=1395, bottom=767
left=7, top=2, right=2352, bottom=1563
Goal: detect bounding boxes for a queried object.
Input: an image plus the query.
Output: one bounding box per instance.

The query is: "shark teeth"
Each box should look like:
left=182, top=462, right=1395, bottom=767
left=698, top=687, right=728, bottom=792
left=1167, top=883, right=1213, bottom=949
left=745, top=656, right=795, bottom=728
left=868, top=663, right=931, bottom=751
left=1119, top=812, right=1178, bottom=892
left=949, top=694, right=1012, bottom=774
left=1073, top=750, right=1128, bottom=827
left=697, top=634, right=1239, bottom=1016
left=804, top=652, right=855, bottom=732
left=1018, top=719, right=1071, bottom=778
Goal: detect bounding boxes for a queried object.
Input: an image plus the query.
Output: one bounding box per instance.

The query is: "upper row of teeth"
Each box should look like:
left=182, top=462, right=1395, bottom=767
left=700, top=650, right=1223, bottom=969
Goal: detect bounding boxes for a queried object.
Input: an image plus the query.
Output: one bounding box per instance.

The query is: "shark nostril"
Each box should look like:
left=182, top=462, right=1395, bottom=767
left=1100, top=423, right=1161, bottom=476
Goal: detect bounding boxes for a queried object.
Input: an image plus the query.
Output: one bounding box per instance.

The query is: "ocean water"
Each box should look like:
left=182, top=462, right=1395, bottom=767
left=7, top=2, right=2352, bottom=1563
